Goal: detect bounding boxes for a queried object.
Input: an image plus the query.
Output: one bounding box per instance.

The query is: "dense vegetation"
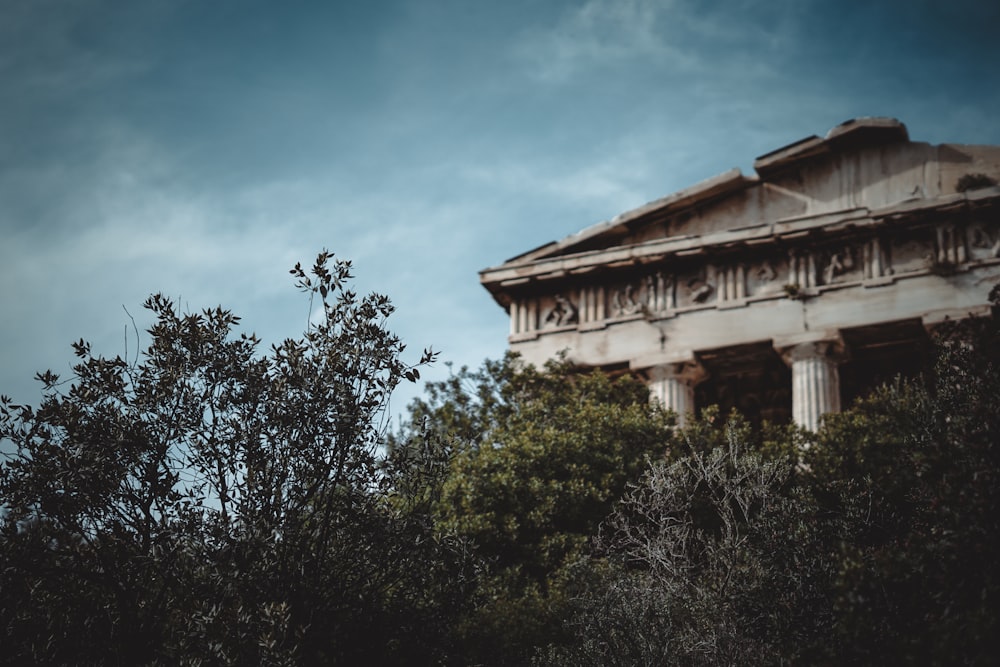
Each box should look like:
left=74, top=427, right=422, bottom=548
left=0, top=252, right=461, bottom=665
left=2, top=253, right=998, bottom=665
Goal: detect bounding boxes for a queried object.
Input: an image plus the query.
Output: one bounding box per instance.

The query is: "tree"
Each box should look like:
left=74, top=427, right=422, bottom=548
left=803, top=297, right=1000, bottom=665
left=390, top=355, right=676, bottom=665
left=0, top=251, right=466, bottom=665
left=537, top=413, right=835, bottom=666
left=541, top=295, right=1000, bottom=666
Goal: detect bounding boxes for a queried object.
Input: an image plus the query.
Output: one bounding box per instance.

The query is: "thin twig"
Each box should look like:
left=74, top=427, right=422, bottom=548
left=122, top=305, right=140, bottom=367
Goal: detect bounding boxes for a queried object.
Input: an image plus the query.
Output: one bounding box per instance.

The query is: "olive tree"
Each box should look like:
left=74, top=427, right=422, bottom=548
left=0, top=251, right=465, bottom=665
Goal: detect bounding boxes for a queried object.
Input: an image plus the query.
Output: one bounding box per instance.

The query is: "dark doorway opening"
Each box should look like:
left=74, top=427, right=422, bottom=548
left=695, top=341, right=793, bottom=428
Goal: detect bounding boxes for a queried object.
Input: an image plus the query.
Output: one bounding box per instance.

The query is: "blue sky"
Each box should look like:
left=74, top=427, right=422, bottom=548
left=2, top=0, right=999, bottom=417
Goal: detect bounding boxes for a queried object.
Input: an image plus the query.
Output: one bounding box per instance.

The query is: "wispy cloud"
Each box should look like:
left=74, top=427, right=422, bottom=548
left=0, top=110, right=507, bottom=408
left=3, top=0, right=999, bottom=417
left=513, top=0, right=688, bottom=82
left=511, top=0, right=797, bottom=84
left=463, top=157, right=650, bottom=220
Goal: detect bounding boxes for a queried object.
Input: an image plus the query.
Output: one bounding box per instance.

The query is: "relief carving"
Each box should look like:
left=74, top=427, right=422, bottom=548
left=543, top=293, right=578, bottom=327
left=891, top=233, right=936, bottom=273
left=746, top=258, right=786, bottom=297
left=756, top=260, right=777, bottom=283
left=609, top=272, right=678, bottom=317
left=969, top=224, right=1000, bottom=258
left=686, top=274, right=715, bottom=304
left=611, top=284, right=642, bottom=317
left=822, top=246, right=855, bottom=285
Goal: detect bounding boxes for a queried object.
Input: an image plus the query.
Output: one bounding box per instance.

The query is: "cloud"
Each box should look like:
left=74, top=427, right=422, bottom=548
left=0, top=108, right=513, bottom=410
left=462, top=152, right=654, bottom=229
left=511, top=0, right=798, bottom=84
left=0, top=0, right=161, bottom=102
left=513, top=0, right=684, bottom=82
left=5, top=0, right=999, bottom=422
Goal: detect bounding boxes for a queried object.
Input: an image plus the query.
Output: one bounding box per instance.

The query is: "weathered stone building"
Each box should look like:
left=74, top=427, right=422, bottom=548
left=480, top=118, right=1000, bottom=429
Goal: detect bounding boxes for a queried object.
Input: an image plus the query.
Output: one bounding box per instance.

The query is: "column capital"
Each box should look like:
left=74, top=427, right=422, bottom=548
left=635, top=353, right=709, bottom=387
left=643, top=357, right=707, bottom=427
left=774, top=331, right=846, bottom=366
left=647, top=359, right=709, bottom=387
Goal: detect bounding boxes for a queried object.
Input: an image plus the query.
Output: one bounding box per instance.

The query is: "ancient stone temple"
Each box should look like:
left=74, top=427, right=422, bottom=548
left=480, top=118, right=1000, bottom=429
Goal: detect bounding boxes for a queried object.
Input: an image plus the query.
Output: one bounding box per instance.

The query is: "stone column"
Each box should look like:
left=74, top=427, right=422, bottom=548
left=647, top=360, right=708, bottom=427
left=777, top=336, right=843, bottom=431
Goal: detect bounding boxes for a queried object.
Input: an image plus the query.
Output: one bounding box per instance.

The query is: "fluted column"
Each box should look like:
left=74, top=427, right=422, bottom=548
left=648, top=360, right=708, bottom=426
left=778, top=338, right=843, bottom=431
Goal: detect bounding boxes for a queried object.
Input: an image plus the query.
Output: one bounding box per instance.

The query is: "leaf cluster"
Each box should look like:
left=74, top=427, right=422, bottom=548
left=390, top=355, right=675, bottom=664
left=0, top=251, right=459, bottom=665
left=539, top=299, right=1000, bottom=666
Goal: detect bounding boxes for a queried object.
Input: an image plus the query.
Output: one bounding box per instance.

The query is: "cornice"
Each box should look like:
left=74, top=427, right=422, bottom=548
left=480, top=190, right=1000, bottom=301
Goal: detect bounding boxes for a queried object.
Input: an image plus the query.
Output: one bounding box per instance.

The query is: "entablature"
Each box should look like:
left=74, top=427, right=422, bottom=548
left=491, top=190, right=1000, bottom=342
left=483, top=190, right=999, bottom=298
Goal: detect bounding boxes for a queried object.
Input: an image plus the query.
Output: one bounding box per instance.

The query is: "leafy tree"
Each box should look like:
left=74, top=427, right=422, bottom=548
left=0, top=251, right=466, bottom=665
left=387, top=356, right=514, bottom=453
left=803, top=297, right=1000, bottom=665
left=537, top=414, right=835, bottom=666
left=541, top=295, right=1000, bottom=666
left=390, top=356, right=675, bottom=665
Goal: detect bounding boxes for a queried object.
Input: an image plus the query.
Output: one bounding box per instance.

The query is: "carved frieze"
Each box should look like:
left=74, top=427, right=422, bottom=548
left=889, top=229, right=936, bottom=275
left=821, top=245, right=857, bottom=285
left=968, top=222, right=1000, bottom=260
left=507, top=218, right=1000, bottom=340
left=543, top=293, right=578, bottom=328
left=608, top=271, right=676, bottom=317
left=746, top=257, right=786, bottom=297
left=677, top=269, right=714, bottom=307
left=611, top=283, right=644, bottom=317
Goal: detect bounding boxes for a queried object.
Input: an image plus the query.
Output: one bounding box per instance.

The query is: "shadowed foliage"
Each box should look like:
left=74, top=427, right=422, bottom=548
left=0, top=251, right=468, bottom=665
left=389, top=355, right=676, bottom=665
left=4, top=256, right=999, bottom=665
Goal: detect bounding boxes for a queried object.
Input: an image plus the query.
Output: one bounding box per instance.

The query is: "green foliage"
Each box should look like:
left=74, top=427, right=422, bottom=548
left=541, top=301, right=1000, bottom=665
left=390, top=355, right=675, bottom=665
left=804, top=304, right=1000, bottom=665
left=0, top=251, right=465, bottom=665
left=538, top=417, right=835, bottom=666
left=12, top=256, right=995, bottom=665
left=386, top=356, right=515, bottom=453
left=437, top=361, right=668, bottom=580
